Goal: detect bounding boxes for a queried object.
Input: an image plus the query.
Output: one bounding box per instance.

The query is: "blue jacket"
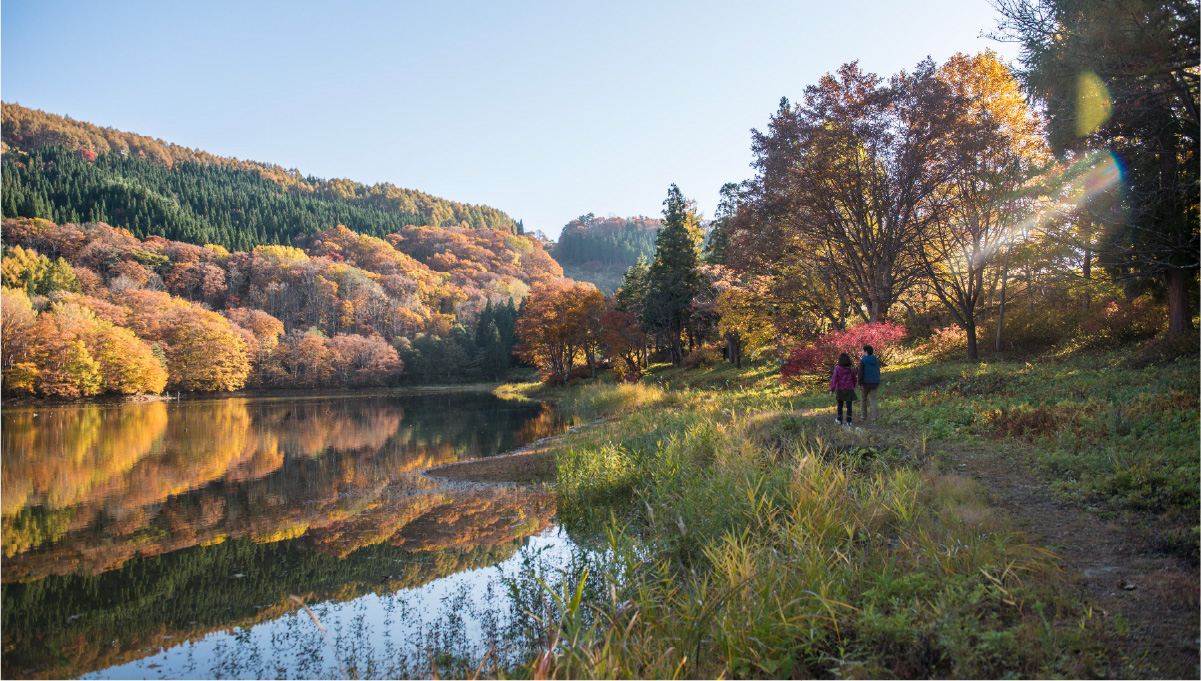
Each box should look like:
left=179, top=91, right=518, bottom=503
left=858, top=355, right=880, bottom=385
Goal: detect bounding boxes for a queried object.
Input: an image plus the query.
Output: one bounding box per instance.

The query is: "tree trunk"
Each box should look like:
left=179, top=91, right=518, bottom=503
left=965, top=320, right=979, bottom=361
left=1025, top=262, right=1035, bottom=313
left=670, top=323, right=683, bottom=365
left=1167, top=268, right=1191, bottom=334
left=995, top=246, right=1011, bottom=353
left=1080, top=246, right=1092, bottom=312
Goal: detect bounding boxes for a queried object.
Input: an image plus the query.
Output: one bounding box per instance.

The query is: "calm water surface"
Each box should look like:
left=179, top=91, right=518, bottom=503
left=1, top=391, right=582, bottom=679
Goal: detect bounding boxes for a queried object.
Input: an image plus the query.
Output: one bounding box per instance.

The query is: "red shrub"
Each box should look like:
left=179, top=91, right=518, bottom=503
left=780, top=345, right=825, bottom=382
left=781, top=322, right=907, bottom=382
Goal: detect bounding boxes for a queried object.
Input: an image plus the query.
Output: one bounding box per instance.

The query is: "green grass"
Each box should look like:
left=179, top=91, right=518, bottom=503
left=877, top=349, right=1199, bottom=523
left=498, top=343, right=1197, bottom=678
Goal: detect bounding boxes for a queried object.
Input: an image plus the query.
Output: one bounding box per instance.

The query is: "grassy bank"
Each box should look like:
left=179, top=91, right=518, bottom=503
left=501, top=344, right=1198, bottom=678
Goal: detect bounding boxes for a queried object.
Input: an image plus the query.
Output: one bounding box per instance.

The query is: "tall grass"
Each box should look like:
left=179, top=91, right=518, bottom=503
left=527, top=378, right=1101, bottom=678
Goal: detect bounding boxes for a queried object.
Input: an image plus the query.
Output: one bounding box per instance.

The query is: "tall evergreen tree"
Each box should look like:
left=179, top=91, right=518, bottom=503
left=615, top=257, right=650, bottom=315
left=993, top=0, right=1199, bottom=332
left=645, top=184, right=703, bottom=365
left=704, top=182, right=740, bottom=265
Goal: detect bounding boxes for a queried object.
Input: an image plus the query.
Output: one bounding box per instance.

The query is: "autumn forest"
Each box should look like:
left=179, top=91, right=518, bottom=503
left=3, top=33, right=1197, bottom=399
left=1, top=1, right=1199, bottom=676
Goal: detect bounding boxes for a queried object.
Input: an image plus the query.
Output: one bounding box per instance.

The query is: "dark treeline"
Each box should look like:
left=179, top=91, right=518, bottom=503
left=553, top=214, right=659, bottom=268
left=402, top=299, right=522, bottom=383
left=1, top=102, right=522, bottom=243
left=1, top=146, right=517, bottom=252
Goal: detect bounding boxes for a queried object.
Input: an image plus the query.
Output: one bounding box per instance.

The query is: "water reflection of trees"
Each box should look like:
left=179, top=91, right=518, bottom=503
left=1, top=403, right=170, bottom=516
left=1, top=392, right=564, bottom=678
left=1, top=393, right=566, bottom=576
left=2, top=487, right=555, bottom=680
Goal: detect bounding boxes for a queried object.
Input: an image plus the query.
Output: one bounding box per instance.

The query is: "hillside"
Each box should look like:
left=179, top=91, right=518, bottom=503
left=1, top=102, right=521, bottom=250
left=1, top=216, right=560, bottom=395
left=550, top=214, right=659, bottom=292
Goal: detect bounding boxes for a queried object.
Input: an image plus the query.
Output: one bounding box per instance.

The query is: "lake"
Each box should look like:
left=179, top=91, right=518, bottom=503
left=1, top=391, right=582, bottom=679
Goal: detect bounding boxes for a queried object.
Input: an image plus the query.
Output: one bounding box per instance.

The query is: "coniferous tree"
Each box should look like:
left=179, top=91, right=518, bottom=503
left=644, top=184, right=703, bottom=365
left=705, top=183, right=740, bottom=265
left=993, top=0, right=1199, bottom=333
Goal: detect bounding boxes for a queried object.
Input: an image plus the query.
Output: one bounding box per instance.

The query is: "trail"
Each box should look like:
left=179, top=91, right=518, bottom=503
left=810, top=409, right=1199, bottom=678
left=953, top=441, right=1198, bottom=678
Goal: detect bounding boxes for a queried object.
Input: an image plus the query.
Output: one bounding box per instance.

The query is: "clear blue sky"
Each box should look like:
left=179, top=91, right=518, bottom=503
left=2, top=0, right=1019, bottom=239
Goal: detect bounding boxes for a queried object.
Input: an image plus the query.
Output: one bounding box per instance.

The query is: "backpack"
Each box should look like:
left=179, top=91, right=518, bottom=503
left=860, top=355, right=880, bottom=384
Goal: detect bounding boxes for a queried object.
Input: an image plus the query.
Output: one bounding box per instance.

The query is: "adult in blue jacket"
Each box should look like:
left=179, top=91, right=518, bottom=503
left=857, top=345, right=881, bottom=422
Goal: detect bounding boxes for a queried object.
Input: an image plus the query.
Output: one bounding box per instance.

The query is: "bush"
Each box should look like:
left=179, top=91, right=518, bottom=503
left=984, top=307, right=1084, bottom=353
left=1128, top=331, right=1200, bottom=368
left=681, top=344, right=722, bottom=369
left=782, top=322, right=907, bottom=381
left=1079, top=298, right=1164, bottom=348
left=780, top=344, right=826, bottom=382
left=611, top=363, right=641, bottom=383
left=922, top=324, right=968, bottom=358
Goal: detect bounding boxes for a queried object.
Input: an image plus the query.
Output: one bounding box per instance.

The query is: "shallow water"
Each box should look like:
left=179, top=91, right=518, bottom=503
left=1, top=391, right=579, bottom=679
left=80, top=527, right=581, bottom=680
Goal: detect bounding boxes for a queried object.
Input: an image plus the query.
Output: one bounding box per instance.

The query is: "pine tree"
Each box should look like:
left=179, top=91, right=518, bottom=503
left=704, top=183, right=739, bottom=265
left=644, top=185, right=703, bottom=365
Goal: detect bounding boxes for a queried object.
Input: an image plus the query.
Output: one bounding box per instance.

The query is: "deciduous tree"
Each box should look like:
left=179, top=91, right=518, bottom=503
left=918, top=51, right=1050, bottom=359
left=735, top=61, right=962, bottom=324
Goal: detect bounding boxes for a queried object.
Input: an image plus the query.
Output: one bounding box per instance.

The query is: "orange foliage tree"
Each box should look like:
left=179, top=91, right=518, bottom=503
left=515, top=280, right=607, bottom=384
left=600, top=309, right=648, bottom=379
left=119, top=290, right=250, bottom=391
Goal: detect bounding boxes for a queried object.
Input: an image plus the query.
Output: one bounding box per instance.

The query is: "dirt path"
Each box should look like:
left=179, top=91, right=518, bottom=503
left=953, top=441, right=1198, bottom=679
left=809, top=409, right=1199, bottom=678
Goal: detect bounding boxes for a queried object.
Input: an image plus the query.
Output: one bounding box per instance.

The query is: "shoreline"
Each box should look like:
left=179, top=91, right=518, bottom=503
left=0, top=383, right=506, bottom=408
left=421, top=417, right=603, bottom=485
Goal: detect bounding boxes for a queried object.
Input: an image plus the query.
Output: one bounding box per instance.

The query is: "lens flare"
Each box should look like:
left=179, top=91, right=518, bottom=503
left=1064, top=150, right=1122, bottom=205
left=1003, top=150, right=1123, bottom=248
left=1076, top=71, right=1113, bottom=137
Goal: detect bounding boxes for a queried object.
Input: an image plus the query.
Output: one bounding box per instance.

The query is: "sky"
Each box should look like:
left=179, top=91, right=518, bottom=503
left=2, top=0, right=1020, bottom=240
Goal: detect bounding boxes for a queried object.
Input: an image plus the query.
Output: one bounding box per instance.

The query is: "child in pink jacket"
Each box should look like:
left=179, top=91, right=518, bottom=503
left=830, top=352, right=858, bottom=425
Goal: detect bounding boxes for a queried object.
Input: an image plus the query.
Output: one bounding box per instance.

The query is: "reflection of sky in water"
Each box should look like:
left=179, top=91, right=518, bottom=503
left=83, top=527, right=581, bottom=680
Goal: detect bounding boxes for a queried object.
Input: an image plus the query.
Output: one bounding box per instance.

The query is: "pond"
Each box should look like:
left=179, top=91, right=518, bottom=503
left=1, top=390, right=584, bottom=679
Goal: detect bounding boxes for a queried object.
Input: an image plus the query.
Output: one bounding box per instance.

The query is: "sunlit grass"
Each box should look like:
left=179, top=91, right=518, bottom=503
left=516, top=406, right=1096, bottom=678
left=493, top=382, right=543, bottom=401
left=492, top=342, right=1196, bottom=677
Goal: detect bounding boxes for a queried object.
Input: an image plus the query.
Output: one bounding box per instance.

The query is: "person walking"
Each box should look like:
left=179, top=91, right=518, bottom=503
left=858, top=345, right=880, bottom=422
left=830, top=352, right=858, bottom=425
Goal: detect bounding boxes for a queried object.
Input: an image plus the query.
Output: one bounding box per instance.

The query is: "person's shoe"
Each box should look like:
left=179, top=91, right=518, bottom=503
left=834, top=418, right=842, bottom=425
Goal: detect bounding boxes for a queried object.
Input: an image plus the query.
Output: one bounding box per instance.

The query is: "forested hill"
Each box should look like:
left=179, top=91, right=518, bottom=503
left=1, top=102, right=521, bottom=250
left=551, top=214, right=660, bottom=292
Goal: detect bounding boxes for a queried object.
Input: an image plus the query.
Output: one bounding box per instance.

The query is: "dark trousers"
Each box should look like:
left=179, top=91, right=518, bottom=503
left=837, top=400, right=853, bottom=423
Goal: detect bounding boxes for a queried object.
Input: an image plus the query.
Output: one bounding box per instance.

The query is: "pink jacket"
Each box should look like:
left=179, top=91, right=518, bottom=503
left=830, top=364, right=857, bottom=391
